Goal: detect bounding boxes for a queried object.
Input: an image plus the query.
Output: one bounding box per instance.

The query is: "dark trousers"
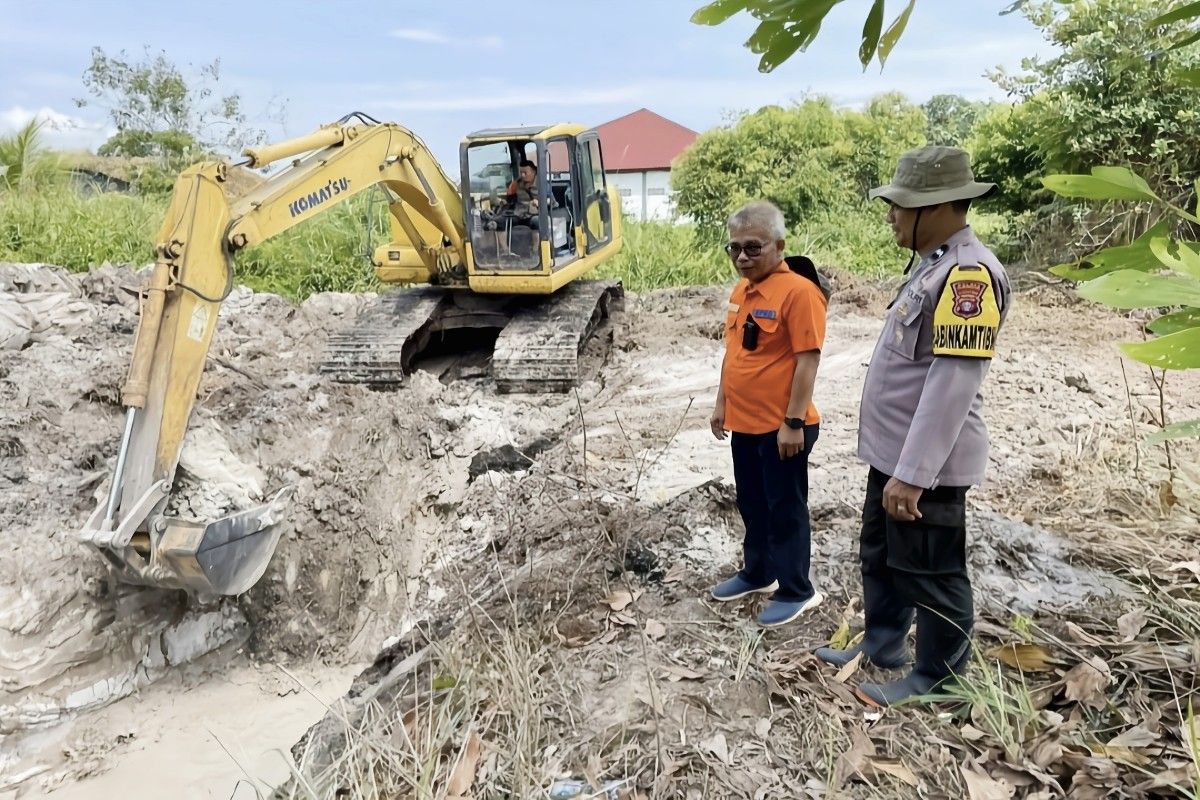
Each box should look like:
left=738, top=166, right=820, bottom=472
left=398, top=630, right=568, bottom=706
left=859, top=466, right=972, bottom=677
left=730, top=424, right=819, bottom=602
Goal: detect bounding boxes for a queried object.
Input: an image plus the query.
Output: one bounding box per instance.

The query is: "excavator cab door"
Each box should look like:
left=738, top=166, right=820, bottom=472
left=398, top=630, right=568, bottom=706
left=462, top=139, right=545, bottom=270
left=575, top=133, right=612, bottom=253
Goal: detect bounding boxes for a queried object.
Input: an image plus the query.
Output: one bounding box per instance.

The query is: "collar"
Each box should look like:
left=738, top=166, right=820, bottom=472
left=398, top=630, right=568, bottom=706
left=921, top=225, right=974, bottom=261
left=744, top=261, right=790, bottom=297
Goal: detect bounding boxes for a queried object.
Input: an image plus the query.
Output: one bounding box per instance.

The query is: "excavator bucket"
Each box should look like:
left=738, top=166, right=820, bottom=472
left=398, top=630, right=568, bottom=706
left=83, top=485, right=295, bottom=596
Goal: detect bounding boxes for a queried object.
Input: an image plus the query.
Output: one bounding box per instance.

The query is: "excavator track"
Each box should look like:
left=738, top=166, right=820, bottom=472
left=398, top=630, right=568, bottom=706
left=319, top=287, right=450, bottom=384
left=492, top=279, right=623, bottom=392
left=319, top=280, right=623, bottom=391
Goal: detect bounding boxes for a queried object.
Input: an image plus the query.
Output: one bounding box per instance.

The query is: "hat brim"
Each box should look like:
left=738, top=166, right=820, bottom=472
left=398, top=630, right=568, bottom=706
left=868, top=181, right=997, bottom=208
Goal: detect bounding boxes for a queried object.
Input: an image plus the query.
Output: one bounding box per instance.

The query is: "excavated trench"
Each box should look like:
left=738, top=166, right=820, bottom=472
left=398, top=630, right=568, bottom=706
left=2, top=263, right=1189, bottom=797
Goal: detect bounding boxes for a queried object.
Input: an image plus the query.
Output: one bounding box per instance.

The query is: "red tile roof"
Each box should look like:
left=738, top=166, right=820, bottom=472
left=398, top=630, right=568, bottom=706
left=595, top=108, right=698, bottom=172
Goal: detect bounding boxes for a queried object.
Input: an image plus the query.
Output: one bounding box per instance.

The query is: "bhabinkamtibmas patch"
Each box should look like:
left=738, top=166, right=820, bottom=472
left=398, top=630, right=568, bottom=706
left=932, top=265, right=1000, bottom=357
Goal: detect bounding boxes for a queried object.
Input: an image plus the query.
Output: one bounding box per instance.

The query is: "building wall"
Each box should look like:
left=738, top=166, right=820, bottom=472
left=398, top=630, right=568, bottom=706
left=605, top=169, right=680, bottom=223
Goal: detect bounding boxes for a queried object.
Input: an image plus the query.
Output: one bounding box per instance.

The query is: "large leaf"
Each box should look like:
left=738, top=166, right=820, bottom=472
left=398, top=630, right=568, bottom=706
left=750, top=1, right=842, bottom=72
left=878, top=0, right=916, bottom=66
left=1147, top=417, right=1200, bottom=445
left=1049, top=221, right=1169, bottom=281
left=859, top=0, right=885, bottom=68
left=1076, top=270, right=1200, bottom=309
left=1150, top=0, right=1200, bottom=27
left=760, top=27, right=809, bottom=71
left=1119, top=326, right=1200, bottom=369
left=1168, top=29, right=1200, bottom=51
left=1177, top=67, right=1200, bottom=87
left=1151, top=237, right=1200, bottom=279
left=1147, top=308, right=1200, bottom=335
left=691, top=0, right=748, bottom=25
left=1043, top=166, right=1159, bottom=202
left=747, top=18, right=785, bottom=53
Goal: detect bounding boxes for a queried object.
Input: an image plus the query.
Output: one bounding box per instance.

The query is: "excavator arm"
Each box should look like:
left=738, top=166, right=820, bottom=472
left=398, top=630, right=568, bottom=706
left=78, top=118, right=471, bottom=596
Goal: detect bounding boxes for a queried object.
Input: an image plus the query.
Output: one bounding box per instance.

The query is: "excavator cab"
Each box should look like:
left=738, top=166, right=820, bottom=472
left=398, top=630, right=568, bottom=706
left=460, top=125, right=615, bottom=278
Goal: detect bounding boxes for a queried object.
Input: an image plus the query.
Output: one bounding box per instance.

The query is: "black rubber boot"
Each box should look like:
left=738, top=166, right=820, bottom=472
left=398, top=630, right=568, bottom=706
left=814, top=638, right=911, bottom=670
left=855, top=607, right=970, bottom=707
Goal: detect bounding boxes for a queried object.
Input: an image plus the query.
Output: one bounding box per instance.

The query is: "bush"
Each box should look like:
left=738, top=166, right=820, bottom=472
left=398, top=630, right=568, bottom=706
left=671, top=95, right=926, bottom=234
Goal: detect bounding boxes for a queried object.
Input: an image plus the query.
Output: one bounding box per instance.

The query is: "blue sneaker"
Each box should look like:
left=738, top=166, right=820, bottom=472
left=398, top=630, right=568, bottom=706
left=757, top=592, right=824, bottom=627
left=710, top=575, right=779, bottom=602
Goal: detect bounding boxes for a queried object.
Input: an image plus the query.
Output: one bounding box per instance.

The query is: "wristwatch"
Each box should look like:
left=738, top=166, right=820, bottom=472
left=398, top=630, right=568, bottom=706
left=784, top=417, right=805, bottom=429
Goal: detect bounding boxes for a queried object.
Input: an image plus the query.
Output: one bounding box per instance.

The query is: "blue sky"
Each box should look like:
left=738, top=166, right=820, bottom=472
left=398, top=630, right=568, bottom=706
left=1, top=0, right=1054, bottom=168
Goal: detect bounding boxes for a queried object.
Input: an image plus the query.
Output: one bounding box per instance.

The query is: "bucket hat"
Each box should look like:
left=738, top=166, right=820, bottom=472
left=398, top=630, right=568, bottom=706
left=869, top=146, right=996, bottom=208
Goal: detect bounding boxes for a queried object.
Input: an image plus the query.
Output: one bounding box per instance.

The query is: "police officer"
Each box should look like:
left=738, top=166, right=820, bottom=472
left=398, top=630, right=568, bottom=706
left=815, top=146, right=1011, bottom=706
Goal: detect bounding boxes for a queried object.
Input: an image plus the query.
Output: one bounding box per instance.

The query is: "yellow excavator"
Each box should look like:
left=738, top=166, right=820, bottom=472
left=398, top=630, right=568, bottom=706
left=78, top=113, right=624, bottom=597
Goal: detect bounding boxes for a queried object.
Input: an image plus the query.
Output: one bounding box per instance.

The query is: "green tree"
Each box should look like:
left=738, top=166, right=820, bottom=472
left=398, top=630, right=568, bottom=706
left=992, top=1, right=1200, bottom=199
left=74, top=47, right=279, bottom=192
left=671, top=94, right=925, bottom=233
left=922, top=94, right=991, bottom=147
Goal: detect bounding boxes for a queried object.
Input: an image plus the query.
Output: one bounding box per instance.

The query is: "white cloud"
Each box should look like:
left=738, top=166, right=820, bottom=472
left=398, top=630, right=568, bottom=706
left=388, top=28, right=503, bottom=51
left=0, top=106, right=111, bottom=152
left=374, top=86, right=641, bottom=113
left=390, top=27, right=449, bottom=44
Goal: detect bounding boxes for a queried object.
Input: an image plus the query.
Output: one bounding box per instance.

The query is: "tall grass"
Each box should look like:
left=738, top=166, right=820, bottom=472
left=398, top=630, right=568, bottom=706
left=2, top=185, right=1007, bottom=299
left=596, top=220, right=732, bottom=290
left=0, top=189, right=161, bottom=267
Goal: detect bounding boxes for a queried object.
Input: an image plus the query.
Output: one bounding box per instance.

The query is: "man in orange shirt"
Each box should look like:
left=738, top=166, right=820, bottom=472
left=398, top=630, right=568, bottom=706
left=709, top=200, right=829, bottom=627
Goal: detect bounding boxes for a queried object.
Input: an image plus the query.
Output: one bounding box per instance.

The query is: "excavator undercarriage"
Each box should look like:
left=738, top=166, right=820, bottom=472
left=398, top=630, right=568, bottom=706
left=321, top=279, right=623, bottom=391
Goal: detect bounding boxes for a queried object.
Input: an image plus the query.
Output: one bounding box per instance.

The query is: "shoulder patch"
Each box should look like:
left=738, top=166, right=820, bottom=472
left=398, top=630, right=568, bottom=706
left=932, top=265, right=1001, bottom=358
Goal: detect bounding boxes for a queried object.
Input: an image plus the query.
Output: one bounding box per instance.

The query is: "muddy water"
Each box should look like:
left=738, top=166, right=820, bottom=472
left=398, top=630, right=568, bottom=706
left=34, top=657, right=360, bottom=799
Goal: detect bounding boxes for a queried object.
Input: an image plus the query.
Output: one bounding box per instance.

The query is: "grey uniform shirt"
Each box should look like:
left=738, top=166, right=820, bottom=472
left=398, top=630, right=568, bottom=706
left=858, top=226, right=1011, bottom=488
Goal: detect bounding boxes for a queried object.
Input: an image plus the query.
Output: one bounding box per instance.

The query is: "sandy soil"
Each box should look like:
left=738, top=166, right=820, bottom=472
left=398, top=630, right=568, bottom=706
left=2, top=263, right=1198, bottom=798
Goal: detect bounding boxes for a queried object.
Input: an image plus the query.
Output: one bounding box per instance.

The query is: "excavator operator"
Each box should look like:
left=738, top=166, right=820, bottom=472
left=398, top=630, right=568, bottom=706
left=504, top=158, right=556, bottom=233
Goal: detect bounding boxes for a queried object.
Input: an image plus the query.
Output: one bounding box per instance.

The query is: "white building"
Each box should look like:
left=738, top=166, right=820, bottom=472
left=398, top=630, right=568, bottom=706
left=594, top=109, right=698, bottom=223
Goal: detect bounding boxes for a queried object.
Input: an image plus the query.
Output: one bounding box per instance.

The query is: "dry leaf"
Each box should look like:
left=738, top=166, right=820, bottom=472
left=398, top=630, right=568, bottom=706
left=960, top=764, right=1015, bottom=800
left=1062, top=657, right=1111, bottom=707
left=833, top=649, right=864, bottom=683
left=868, top=758, right=918, bottom=787
left=1117, top=610, right=1147, bottom=642
left=1150, top=766, right=1197, bottom=789
left=960, top=724, right=988, bottom=742
left=663, top=564, right=687, bottom=584
left=604, top=589, right=640, bottom=611
left=701, top=732, right=730, bottom=765
left=1063, top=622, right=1108, bottom=647
left=1028, top=737, right=1063, bottom=769
left=661, top=664, right=705, bottom=682
left=1159, top=480, right=1178, bottom=510
left=446, top=731, right=483, bottom=796
left=988, top=642, right=1054, bottom=672
left=1088, top=743, right=1151, bottom=767
left=610, top=612, right=637, bottom=627
left=644, top=619, right=667, bottom=640
left=1168, top=560, right=1200, bottom=580
left=836, top=726, right=875, bottom=787
left=1107, top=725, right=1158, bottom=749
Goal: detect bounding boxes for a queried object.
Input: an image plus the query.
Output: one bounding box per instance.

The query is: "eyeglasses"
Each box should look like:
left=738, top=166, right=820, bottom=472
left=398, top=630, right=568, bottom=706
left=724, top=242, right=765, bottom=257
